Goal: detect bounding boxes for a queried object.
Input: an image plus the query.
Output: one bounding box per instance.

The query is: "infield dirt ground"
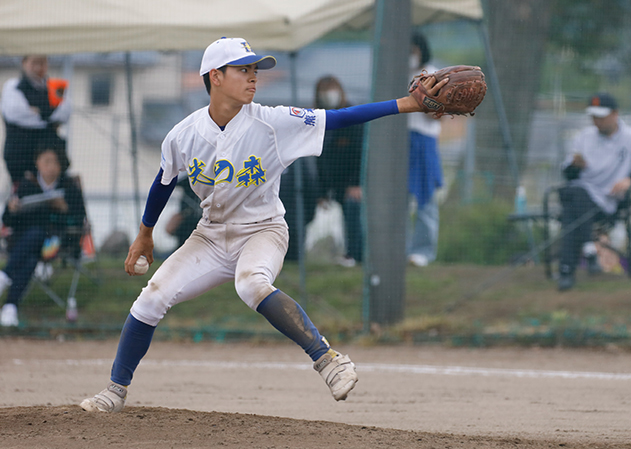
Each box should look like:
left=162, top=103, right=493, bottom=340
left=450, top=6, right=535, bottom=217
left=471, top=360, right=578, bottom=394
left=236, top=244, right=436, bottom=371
left=1, top=338, right=630, bottom=448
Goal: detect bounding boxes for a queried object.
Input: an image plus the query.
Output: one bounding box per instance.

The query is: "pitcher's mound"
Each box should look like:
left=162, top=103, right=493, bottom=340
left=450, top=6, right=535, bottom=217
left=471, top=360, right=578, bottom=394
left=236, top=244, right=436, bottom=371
left=0, top=405, right=596, bottom=449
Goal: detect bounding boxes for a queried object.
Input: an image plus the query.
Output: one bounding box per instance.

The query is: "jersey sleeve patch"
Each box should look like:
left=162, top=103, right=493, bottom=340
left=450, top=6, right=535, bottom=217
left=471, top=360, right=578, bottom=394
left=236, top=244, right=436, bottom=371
left=289, top=107, right=316, bottom=126
left=289, top=107, right=305, bottom=118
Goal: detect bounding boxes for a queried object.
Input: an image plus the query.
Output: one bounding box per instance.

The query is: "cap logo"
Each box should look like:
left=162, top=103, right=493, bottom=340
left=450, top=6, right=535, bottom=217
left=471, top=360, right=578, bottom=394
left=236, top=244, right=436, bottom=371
left=591, top=97, right=600, bottom=106
left=241, top=41, right=253, bottom=53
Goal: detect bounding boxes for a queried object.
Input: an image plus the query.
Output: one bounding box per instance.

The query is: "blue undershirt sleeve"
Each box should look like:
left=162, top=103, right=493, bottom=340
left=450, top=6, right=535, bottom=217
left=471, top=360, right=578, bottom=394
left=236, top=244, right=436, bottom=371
left=141, top=168, right=179, bottom=228
left=325, top=100, right=399, bottom=130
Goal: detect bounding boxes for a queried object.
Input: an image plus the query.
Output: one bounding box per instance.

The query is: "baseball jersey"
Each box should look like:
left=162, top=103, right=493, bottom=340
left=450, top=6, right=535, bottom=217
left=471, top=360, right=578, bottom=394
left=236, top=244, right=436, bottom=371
left=160, top=102, right=326, bottom=224
left=563, top=118, right=631, bottom=214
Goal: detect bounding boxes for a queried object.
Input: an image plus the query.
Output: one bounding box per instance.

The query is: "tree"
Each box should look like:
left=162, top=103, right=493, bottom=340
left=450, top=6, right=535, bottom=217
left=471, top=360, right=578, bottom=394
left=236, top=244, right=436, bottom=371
left=472, top=0, right=630, bottom=200
left=474, top=0, right=552, bottom=199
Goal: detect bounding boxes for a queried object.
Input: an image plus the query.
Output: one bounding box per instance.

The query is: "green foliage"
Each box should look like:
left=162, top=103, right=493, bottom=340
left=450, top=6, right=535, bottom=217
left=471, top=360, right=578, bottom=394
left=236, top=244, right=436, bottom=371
left=437, top=200, right=531, bottom=265
left=548, top=0, right=628, bottom=57
left=7, top=255, right=631, bottom=348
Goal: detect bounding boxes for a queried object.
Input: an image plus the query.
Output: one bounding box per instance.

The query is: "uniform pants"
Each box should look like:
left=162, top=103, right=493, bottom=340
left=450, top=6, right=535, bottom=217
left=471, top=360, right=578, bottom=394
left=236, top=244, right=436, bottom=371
left=131, top=217, right=288, bottom=326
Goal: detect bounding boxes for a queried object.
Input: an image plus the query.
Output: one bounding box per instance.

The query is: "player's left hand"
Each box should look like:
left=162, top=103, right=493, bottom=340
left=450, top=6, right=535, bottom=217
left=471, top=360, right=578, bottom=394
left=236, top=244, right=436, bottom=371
left=397, top=77, right=448, bottom=113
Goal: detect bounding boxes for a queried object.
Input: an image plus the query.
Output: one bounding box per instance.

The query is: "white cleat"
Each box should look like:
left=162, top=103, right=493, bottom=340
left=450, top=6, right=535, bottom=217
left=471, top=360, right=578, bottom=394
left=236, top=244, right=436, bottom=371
left=0, top=303, right=18, bottom=327
left=80, top=382, right=127, bottom=413
left=314, top=350, right=358, bottom=401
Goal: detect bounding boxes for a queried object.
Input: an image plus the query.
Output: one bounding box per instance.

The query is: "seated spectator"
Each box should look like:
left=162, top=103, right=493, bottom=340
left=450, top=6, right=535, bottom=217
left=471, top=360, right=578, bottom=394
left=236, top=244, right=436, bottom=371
left=557, top=93, right=631, bottom=291
left=0, top=138, right=85, bottom=326
left=1, top=55, right=71, bottom=185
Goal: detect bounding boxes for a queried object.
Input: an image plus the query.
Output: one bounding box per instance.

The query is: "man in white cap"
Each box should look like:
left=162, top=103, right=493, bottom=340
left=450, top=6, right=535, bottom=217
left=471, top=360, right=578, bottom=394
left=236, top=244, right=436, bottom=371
left=557, top=92, right=631, bottom=291
left=80, top=37, right=448, bottom=412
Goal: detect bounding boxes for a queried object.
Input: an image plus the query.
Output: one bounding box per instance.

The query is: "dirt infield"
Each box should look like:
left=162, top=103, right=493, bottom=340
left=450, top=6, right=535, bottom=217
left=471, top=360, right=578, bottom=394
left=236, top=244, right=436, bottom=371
left=2, top=339, right=631, bottom=448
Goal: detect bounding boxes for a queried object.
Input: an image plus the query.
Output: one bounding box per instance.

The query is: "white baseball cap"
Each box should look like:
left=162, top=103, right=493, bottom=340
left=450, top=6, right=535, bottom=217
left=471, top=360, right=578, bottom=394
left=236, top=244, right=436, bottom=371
left=199, top=37, right=276, bottom=76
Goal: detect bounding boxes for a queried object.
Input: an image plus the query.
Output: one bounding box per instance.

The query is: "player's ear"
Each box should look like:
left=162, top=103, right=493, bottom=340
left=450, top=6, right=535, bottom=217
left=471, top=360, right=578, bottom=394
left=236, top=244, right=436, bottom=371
left=210, top=68, right=223, bottom=87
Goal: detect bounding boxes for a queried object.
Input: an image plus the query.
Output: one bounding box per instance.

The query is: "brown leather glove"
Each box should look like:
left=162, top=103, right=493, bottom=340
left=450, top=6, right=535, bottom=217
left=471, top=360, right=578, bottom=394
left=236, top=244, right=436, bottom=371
left=409, top=65, right=487, bottom=117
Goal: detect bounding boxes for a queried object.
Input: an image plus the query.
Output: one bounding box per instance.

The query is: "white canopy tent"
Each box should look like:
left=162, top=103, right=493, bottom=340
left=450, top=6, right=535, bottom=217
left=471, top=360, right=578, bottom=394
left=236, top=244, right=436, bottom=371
left=0, top=0, right=482, bottom=55
left=0, top=0, right=488, bottom=216
left=0, top=1, right=501, bottom=309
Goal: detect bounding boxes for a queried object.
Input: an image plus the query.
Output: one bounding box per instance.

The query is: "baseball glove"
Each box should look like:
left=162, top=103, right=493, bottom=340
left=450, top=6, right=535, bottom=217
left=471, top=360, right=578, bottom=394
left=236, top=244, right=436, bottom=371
left=409, top=65, right=487, bottom=117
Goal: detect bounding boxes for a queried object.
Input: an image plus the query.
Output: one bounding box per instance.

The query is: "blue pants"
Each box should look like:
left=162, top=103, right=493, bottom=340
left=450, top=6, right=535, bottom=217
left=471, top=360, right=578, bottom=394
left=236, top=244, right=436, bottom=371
left=407, top=195, right=439, bottom=262
left=3, top=227, right=46, bottom=306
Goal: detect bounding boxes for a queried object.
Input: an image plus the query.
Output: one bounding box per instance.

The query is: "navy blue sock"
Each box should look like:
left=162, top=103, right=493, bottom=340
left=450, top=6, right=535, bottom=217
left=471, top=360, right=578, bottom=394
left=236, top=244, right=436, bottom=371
left=256, top=289, right=330, bottom=361
left=110, top=314, right=156, bottom=386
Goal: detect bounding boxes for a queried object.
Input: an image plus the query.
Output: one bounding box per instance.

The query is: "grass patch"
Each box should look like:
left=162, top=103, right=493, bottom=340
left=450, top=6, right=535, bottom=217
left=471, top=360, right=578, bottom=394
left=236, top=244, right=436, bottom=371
left=5, top=255, right=631, bottom=348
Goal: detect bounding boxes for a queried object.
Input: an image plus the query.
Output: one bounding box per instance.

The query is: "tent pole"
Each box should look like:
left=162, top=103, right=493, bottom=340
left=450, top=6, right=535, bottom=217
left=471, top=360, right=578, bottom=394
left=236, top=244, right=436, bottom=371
left=125, top=52, right=141, bottom=228
left=363, top=0, right=411, bottom=328
left=476, top=20, right=519, bottom=188
left=289, top=51, right=307, bottom=307
left=62, top=55, right=74, bottom=164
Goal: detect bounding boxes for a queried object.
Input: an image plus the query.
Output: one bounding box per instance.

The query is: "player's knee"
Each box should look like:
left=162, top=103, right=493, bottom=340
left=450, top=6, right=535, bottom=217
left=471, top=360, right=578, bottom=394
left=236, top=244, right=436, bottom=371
left=234, top=270, right=275, bottom=310
left=129, top=281, right=175, bottom=326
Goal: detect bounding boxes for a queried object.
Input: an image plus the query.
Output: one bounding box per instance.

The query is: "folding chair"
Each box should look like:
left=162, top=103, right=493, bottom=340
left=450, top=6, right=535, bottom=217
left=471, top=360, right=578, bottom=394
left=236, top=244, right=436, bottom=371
left=8, top=174, right=101, bottom=322
left=542, top=184, right=631, bottom=279
left=30, top=217, right=100, bottom=321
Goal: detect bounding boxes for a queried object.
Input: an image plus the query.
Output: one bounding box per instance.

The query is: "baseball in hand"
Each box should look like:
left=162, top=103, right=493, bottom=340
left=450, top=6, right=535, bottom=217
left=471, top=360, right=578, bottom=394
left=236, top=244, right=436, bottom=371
left=134, top=255, right=149, bottom=275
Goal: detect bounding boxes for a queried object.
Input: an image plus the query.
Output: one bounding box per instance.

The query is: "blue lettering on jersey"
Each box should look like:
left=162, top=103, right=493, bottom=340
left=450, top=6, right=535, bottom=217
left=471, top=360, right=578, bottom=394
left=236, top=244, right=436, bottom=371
left=188, top=156, right=264, bottom=188
left=188, top=158, right=215, bottom=186
left=236, top=155, right=266, bottom=187
left=214, top=159, right=234, bottom=184
left=303, top=108, right=316, bottom=126
left=304, top=115, right=316, bottom=126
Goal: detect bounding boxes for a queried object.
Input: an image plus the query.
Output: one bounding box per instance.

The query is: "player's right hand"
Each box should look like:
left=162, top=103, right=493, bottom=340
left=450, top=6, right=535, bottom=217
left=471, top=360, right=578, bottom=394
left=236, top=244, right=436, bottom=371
left=572, top=153, right=586, bottom=169
left=125, top=224, right=155, bottom=276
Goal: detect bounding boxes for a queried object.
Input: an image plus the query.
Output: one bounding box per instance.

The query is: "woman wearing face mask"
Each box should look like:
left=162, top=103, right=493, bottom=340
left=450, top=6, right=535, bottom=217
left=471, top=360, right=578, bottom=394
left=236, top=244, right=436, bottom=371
left=315, top=76, right=365, bottom=267
left=407, top=32, right=443, bottom=267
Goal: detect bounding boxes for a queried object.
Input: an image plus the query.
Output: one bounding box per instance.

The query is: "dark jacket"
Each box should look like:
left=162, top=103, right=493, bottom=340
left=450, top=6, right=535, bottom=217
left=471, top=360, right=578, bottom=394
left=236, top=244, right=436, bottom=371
left=317, top=122, right=364, bottom=202
left=3, top=74, right=69, bottom=181
left=2, top=174, right=86, bottom=245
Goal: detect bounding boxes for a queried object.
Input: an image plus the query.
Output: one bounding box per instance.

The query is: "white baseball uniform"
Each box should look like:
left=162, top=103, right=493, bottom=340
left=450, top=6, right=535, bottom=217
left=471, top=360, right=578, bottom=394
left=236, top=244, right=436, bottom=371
left=130, top=103, right=326, bottom=325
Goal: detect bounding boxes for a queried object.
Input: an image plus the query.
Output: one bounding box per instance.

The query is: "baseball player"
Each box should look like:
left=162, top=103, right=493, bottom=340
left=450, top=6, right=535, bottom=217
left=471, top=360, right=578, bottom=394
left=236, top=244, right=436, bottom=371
left=80, top=37, right=447, bottom=413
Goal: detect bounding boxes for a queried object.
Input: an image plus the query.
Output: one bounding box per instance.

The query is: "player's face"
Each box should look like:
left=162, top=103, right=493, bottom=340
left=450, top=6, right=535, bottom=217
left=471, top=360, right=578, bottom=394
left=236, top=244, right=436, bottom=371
left=592, top=111, right=618, bottom=136
left=219, top=65, right=258, bottom=105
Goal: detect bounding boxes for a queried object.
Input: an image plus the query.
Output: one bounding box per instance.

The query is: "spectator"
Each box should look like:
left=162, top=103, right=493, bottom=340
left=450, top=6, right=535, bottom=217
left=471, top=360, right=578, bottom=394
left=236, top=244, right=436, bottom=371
left=557, top=92, right=631, bottom=291
left=0, top=138, right=85, bottom=327
left=315, top=76, right=365, bottom=267
left=407, top=32, right=443, bottom=268
left=166, top=176, right=202, bottom=249
left=1, top=55, right=71, bottom=184
left=279, top=157, right=319, bottom=262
